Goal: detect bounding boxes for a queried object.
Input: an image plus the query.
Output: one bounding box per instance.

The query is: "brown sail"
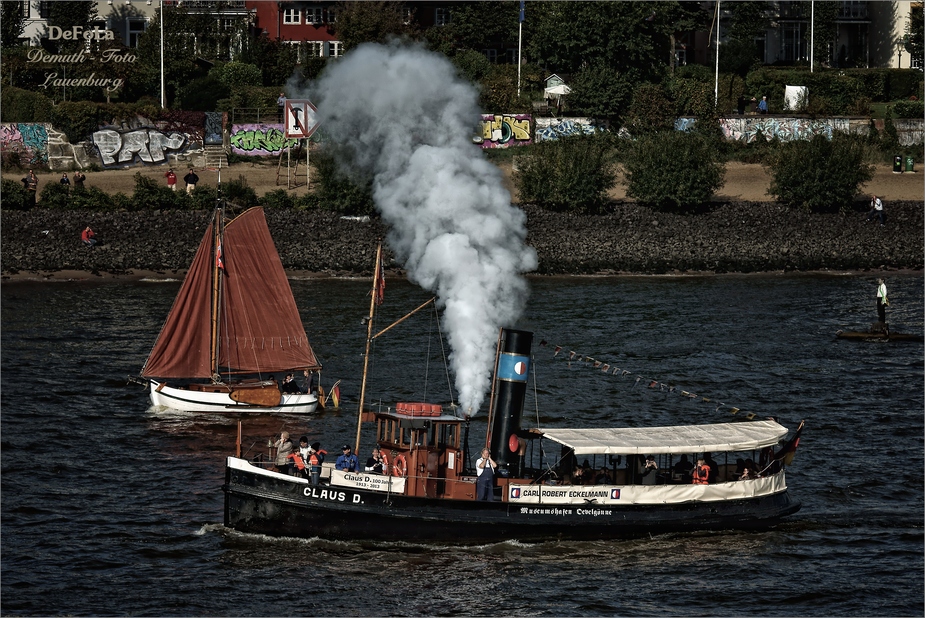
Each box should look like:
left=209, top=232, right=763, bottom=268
left=141, top=207, right=319, bottom=379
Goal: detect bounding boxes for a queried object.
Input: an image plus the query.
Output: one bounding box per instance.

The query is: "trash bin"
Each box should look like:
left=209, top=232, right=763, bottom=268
left=905, top=156, right=915, bottom=173
left=892, top=155, right=903, bottom=173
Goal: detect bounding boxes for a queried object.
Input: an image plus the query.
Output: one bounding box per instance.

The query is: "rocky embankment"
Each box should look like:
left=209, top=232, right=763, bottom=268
left=1, top=202, right=922, bottom=278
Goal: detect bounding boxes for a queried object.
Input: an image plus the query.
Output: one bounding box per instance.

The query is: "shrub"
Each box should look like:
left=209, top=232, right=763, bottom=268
left=129, top=172, right=184, bottom=211
left=0, top=86, right=54, bottom=123
left=186, top=185, right=218, bottom=211
left=1, top=178, right=31, bottom=210
left=893, top=100, right=924, bottom=118
left=624, top=131, right=725, bottom=211
left=222, top=174, right=259, bottom=209
left=259, top=188, right=295, bottom=209
left=312, top=147, right=375, bottom=216
left=766, top=133, right=874, bottom=212
left=514, top=133, right=617, bottom=214
left=38, top=182, right=71, bottom=209
left=49, top=101, right=102, bottom=143
left=69, top=186, right=117, bottom=211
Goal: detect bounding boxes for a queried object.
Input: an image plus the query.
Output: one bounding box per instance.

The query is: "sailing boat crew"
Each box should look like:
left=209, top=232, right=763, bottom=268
left=476, top=448, right=497, bottom=501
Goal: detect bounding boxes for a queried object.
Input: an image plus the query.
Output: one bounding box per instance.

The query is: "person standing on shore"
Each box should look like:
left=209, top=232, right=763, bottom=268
left=277, top=92, right=286, bottom=122
left=164, top=168, right=177, bottom=191
left=184, top=168, right=199, bottom=194
left=73, top=170, right=86, bottom=190
left=758, top=96, right=768, bottom=114
left=60, top=173, right=70, bottom=190
left=876, top=278, right=889, bottom=325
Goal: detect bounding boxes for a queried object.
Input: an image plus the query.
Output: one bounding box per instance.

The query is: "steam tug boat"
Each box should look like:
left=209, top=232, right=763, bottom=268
left=224, top=324, right=803, bottom=542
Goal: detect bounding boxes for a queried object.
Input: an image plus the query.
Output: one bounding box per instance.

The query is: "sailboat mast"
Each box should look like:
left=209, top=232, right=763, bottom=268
left=209, top=207, right=223, bottom=381
left=354, top=243, right=382, bottom=452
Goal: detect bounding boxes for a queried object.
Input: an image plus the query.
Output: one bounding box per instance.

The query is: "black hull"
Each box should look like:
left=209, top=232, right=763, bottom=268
left=836, top=331, right=924, bottom=342
left=224, top=464, right=801, bottom=543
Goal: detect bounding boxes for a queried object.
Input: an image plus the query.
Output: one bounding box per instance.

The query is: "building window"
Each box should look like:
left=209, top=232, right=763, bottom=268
left=284, top=40, right=303, bottom=63
left=283, top=9, right=301, bottom=25
left=327, top=7, right=337, bottom=24
left=127, top=18, right=147, bottom=47
left=19, top=1, right=29, bottom=18
left=402, top=6, right=412, bottom=25
left=483, top=48, right=497, bottom=63
left=306, top=7, right=323, bottom=25
left=329, top=40, right=343, bottom=57
left=505, top=48, right=517, bottom=64
left=304, top=41, right=324, bottom=57
left=435, top=7, right=451, bottom=26
left=780, top=22, right=807, bottom=63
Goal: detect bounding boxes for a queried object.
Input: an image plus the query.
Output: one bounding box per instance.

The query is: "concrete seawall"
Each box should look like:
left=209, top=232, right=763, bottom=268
left=1, top=202, right=922, bottom=279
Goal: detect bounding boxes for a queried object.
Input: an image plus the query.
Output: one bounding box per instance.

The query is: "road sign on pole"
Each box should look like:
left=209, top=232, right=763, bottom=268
left=284, top=99, right=319, bottom=139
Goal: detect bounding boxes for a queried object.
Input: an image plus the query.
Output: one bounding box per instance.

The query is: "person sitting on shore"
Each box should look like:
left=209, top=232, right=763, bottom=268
left=81, top=226, right=97, bottom=247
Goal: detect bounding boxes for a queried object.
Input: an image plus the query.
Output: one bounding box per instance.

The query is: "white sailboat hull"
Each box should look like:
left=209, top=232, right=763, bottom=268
left=149, top=381, right=318, bottom=414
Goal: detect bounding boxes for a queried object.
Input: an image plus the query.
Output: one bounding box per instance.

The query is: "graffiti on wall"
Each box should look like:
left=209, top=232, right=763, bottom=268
left=475, top=114, right=532, bottom=148
left=92, top=128, right=186, bottom=165
left=0, top=123, right=49, bottom=164
left=719, top=117, right=851, bottom=143
left=229, top=124, right=299, bottom=156
left=535, top=118, right=607, bottom=142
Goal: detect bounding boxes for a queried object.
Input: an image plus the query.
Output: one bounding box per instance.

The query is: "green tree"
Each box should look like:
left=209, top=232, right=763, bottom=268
left=624, top=131, right=725, bottom=211
left=1, top=1, right=26, bottom=48
left=567, top=62, right=637, bottom=121
left=767, top=133, right=874, bottom=212
left=334, top=1, right=413, bottom=52
left=904, top=3, right=924, bottom=69
left=805, top=1, right=840, bottom=67
left=42, top=1, right=97, bottom=54
left=514, top=133, right=617, bottom=214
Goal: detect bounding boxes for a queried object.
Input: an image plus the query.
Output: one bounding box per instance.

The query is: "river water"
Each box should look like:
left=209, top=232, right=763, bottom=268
left=1, top=273, right=922, bottom=616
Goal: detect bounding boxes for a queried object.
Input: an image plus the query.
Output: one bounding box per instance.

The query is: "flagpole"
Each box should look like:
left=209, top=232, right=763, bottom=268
left=516, top=1, right=523, bottom=98
left=714, top=0, right=720, bottom=106
left=160, top=0, right=165, bottom=109
left=355, top=243, right=382, bottom=453
left=810, top=0, right=814, bottom=72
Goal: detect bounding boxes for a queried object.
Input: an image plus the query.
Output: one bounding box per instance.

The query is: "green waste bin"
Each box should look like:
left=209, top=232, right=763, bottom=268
left=905, top=156, right=915, bottom=173
left=892, top=155, right=903, bottom=173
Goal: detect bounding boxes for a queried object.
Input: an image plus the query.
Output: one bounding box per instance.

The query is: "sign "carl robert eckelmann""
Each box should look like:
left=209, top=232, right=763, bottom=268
left=30, top=26, right=134, bottom=92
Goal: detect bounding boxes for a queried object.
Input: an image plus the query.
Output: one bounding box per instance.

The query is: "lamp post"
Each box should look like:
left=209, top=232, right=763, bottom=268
left=160, top=0, right=165, bottom=108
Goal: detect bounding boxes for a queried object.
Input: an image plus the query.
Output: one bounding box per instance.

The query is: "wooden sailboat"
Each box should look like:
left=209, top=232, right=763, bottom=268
left=222, top=245, right=803, bottom=542
left=140, top=207, right=321, bottom=414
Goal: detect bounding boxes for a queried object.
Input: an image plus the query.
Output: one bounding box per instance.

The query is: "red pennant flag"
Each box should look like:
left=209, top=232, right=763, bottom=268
left=374, top=261, right=385, bottom=306
left=553, top=346, right=562, bottom=356
left=648, top=380, right=657, bottom=388
left=215, top=242, right=224, bottom=270
left=601, top=364, right=610, bottom=372
left=593, top=361, right=601, bottom=368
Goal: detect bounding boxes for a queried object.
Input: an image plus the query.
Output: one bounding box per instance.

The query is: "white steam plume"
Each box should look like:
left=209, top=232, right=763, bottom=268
left=310, top=42, right=537, bottom=415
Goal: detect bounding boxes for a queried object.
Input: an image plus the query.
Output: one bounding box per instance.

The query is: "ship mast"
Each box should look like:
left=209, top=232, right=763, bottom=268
left=354, top=243, right=382, bottom=453
left=209, top=206, right=224, bottom=382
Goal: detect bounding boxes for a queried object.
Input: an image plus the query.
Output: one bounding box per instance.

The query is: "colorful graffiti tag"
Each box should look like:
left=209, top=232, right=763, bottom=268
left=92, top=128, right=186, bottom=165
left=475, top=114, right=532, bottom=148
left=534, top=118, right=607, bottom=142
left=719, top=117, right=851, bottom=143
left=0, top=123, right=49, bottom=164
left=229, top=124, right=299, bottom=156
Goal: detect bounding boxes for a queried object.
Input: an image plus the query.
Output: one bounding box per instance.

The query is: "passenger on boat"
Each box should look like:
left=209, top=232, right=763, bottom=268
left=282, top=374, right=301, bottom=394
left=298, top=436, right=310, bottom=460
left=336, top=445, right=359, bottom=472
left=365, top=448, right=385, bottom=474
left=704, top=453, right=719, bottom=483
left=575, top=460, right=593, bottom=484
left=692, top=457, right=710, bottom=485
left=287, top=450, right=308, bottom=478
left=673, top=454, right=693, bottom=482
left=641, top=455, right=659, bottom=485
left=301, top=369, right=314, bottom=394
left=744, top=458, right=760, bottom=479
left=594, top=467, right=612, bottom=484
left=273, top=432, right=294, bottom=475
left=476, top=448, right=498, bottom=501
left=308, top=442, right=326, bottom=484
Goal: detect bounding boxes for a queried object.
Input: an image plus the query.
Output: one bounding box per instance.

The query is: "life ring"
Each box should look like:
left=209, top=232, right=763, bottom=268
left=392, top=454, right=408, bottom=477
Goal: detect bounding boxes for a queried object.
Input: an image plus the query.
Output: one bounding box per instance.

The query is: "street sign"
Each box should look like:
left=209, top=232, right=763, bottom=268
left=284, top=99, right=319, bottom=139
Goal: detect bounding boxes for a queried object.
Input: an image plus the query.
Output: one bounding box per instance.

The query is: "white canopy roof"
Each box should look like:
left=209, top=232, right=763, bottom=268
left=540, top=420, right=788, bottom=456
left=544, top=84, right=572, bottom=96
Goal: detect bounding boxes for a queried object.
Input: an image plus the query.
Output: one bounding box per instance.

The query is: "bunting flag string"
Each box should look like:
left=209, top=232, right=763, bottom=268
left=537, top=336, right=756, bottom=418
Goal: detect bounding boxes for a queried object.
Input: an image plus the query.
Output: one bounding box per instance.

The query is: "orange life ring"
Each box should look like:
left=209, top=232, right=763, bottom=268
left=392, top=454, right=408, bottom=477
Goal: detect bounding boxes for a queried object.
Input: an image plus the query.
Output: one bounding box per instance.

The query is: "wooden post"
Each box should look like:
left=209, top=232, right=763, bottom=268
left=236, top=420, right=242, bottom=458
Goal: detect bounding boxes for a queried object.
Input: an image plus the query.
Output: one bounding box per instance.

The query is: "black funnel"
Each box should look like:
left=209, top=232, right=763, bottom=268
left=488, top=329, right=532, bottom=470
